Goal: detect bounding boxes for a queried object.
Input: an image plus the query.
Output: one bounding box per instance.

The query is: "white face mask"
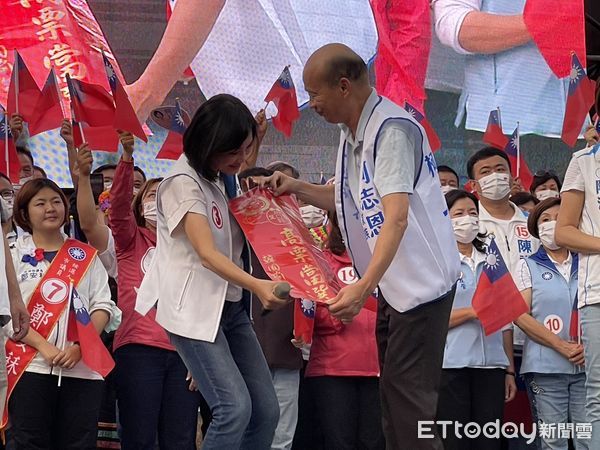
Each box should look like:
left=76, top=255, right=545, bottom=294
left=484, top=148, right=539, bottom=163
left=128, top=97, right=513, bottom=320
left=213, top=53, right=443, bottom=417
left=143, top=201, right=157, bottom=224
left=451, top=215, right=480, bottom=244
left=133, top=187, right=140, bottom=196
left=300, top=205, right=324, bottom=228
left=535, top=189, right=560, bottom=201
left=478, top=172, right=511, bottom=201
left=104, top=182, right=112, bottom=191
left=441, top=185, right=456, bottom=195
left=0, top=197, right=12, bottom=221
left=13, top=176, right=33, bottom=192
left=539, top=220, right=560, bottom=251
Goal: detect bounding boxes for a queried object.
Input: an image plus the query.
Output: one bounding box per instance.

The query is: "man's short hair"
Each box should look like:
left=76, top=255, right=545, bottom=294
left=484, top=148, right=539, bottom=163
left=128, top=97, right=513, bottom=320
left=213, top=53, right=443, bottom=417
left=265, top=161, right=300, bottom=179
left=16, top=146, right=34, bottom=166
left=437, top=165, right=460, bottom=184
left=466, top=147, right=511, bottom=180
left=324, top=53, right=368, bottom=86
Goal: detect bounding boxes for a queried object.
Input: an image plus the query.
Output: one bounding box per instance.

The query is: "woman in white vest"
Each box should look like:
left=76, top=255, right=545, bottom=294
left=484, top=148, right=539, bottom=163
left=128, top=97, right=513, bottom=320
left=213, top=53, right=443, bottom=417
left=437, top=189, right=515, bottom=450
left=556, top=127, right=600, bottom=447
left=136, top=94, right=287, bottom=450
left=516, top=198, right=587, bottom=449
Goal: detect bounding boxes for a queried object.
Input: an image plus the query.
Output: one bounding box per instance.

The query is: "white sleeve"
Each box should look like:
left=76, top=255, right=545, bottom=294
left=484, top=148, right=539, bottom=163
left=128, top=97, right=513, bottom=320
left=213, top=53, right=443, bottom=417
left=432, top=0, right=481, bottom=55
left=98, top=229, right=118, bottom=280
left=87, top=257, right=122, bottom=332
left=514, top=258, right=532, bottom=292
left=561, top=156, right=585, bottom=193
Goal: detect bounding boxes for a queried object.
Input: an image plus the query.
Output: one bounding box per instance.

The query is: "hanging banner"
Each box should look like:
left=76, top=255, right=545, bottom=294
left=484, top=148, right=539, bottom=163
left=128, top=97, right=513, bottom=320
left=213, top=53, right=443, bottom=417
left=229, top=189, right=339, bottom=303
left=0, top=0, right=126, bottom=115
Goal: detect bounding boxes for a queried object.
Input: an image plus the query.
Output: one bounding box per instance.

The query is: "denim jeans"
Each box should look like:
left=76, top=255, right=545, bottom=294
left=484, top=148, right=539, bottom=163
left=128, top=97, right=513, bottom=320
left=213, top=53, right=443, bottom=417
left=114, top=344, right=201, bottom=450
left=581, top=303, right=600, bottom=448
left=170, top=301, right=279, bottom=450
left=270, top=368, right=300, bottom=450
left=524, top=372, right=588, bottom=450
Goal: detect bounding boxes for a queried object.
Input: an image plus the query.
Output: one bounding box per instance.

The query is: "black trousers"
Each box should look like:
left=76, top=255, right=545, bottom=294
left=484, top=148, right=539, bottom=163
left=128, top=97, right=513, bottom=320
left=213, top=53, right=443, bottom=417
left=436, top=368, right=506, bottom=450
left=9, top=371, right=103, bottom=450
left=308, top=376, right=385, bottom=450
left=377, top=286, right=455, bottom=450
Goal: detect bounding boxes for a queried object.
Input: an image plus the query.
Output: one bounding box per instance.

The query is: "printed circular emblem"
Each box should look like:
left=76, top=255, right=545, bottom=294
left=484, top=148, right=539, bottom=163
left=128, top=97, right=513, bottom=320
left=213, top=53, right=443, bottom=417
left=337, top=267, right=357, bottom=285
left=543, top=314, right=563, bottom=335
left=68, top=247, right=87, bottom=261
left=542, top=272, right=553, bottom=281
left=141, top=247, right=156, bottom=275
left=211, top=202, right=223, bottom=229
left=515, top=225, right=530, bottom=239
left=41, top=278, right=69, bottom=304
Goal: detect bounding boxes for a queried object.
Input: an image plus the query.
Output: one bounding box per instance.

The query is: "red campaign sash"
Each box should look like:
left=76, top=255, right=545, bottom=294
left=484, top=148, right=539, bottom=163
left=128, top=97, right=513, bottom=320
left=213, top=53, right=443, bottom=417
left=1, top=239, right=97, bottom=428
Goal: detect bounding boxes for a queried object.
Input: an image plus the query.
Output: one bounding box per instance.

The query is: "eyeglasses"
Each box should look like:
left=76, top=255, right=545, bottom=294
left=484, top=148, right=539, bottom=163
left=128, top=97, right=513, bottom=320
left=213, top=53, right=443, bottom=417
left=0, top=189, right=14, bottom=201
left=534, top=170, right=558, bottom=178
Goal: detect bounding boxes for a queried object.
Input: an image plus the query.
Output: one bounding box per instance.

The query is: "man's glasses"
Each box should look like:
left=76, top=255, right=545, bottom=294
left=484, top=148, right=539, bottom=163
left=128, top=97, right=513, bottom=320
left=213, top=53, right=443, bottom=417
left=0, top=189, right=15, bottom=201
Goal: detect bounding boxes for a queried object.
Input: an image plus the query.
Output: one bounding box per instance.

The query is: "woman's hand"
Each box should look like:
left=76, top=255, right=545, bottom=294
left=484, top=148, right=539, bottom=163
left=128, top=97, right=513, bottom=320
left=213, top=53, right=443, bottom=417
left=253, top=279, right=290, bottom=311
left=186, top=371, right=198, bottom=391
left=60, top=119, right=75, bottom=148
left=77, top=143, right=93, bottom=178
left=38, top=341, right=61, bottom=366
left=53, top=343, right=82, bottom=369
left=504, top=373, right=517, bottom=403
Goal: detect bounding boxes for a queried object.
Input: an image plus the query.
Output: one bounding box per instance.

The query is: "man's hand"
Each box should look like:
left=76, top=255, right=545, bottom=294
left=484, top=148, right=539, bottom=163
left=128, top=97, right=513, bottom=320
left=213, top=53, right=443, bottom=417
left=584, top=124, right=599, bottom=147
left=9, top=300, right=29, bottom=341
left=505, top=373, right=517, bottom=403
left=60, top=119, right=75, bottom=148
left=77, top=143, right=93, bottom=178
left=118, top=130, right=135, bottom=160
left=326, top=280, right=371, bottom=322
left=511, top=178, right=525, bottom=196
left=253, top=171, right=299, bottom=197
left=9, top=114, right=24, bottom=142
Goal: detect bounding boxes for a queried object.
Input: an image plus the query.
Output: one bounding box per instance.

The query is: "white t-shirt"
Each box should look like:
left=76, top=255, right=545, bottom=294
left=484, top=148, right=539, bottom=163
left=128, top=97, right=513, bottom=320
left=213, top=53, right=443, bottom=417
left=159, top=175, right=245, bottom=302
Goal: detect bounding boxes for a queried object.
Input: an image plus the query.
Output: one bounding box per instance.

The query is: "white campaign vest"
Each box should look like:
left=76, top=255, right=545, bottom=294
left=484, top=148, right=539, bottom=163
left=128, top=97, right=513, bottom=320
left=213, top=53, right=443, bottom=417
left=571, top=145, right=600, bottom=307
left=135, top=156, right=237, bottom=342
left=335, top=95, right=460, bottom=312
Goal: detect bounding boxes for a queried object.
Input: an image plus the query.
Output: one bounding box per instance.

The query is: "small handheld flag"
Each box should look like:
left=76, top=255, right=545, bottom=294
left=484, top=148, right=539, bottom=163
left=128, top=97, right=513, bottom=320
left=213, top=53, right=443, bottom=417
left=156, top=99, right=186, bottom=160
left=561, top=53, right=595, bottom=147
left=503, top=126, right=533, bottom=191
left=483, top=109, right=509, bottom=150
left=265, top=67, right=300, bottom=137
left=294, top=298, right=315, bottom=344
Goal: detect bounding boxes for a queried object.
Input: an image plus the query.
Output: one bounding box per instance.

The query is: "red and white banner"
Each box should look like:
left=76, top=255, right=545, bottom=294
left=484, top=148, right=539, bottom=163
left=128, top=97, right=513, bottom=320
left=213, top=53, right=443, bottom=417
left=229, top=189, right=338, bottom=303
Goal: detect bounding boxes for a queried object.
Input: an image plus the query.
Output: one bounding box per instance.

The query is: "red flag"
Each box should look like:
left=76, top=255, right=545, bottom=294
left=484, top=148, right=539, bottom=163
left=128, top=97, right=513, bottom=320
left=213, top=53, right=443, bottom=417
left=569, top=295, right=580, bottom=341
left=102, top=54, right=147, bottom=142
left=66, top=286, right=115, bottom=377
left=483, top=109, right=509, bottom=150
left=265, top=67, right=300, bottom=137
left=371, top=0, right=431, bottom=111
left=7, top=51, right=43, bottom=123
left=67, top=287, right=115, bottom=377
left=523, top=0, right=586, bottom=79
left=66, top=75, right=115, bottom=128
left=28, top=69, right=64, bottom=137
left=561, top=54, right=596, bottom=147
left=0, top=107, right=21, bottom=183
left=504, top=126, right=533, bottom=191
left=404, top=101, right=441, bottom=152
left=294, top=298, right=315, bottom=344
left=72, top=121, right=120, bottom=153
left=472, top=238, right=529, bottom=335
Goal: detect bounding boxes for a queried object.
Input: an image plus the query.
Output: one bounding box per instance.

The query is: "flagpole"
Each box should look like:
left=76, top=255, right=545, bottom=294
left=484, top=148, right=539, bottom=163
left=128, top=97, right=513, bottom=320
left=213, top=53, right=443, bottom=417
left=51, top=68, right=66, bottom=118
left=4, top=128, right=8, bottom=182
left=57, top=281, right=74, bottom=387
left=516, top=122, right=521, bottom=178
left=13, top=50, right=19, bottom=116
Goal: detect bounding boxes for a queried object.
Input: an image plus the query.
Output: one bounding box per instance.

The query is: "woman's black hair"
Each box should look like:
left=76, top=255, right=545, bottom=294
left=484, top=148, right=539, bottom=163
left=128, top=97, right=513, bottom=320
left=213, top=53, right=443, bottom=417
left=529, top=171, right=562, bottom=195
left=445, top=189, right=487, bottom=253
left=183, top=94, right=257, bottom=181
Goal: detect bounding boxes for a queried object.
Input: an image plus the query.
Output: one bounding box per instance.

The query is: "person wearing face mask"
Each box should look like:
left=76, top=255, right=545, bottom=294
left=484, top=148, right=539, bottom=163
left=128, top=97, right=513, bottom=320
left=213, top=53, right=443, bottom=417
left=14, top=147, right=35, bottom=191
left=437, top=190, right=516, bottom=450
left=514, top=198, right=587, bottom=450
left=530, top=170, right=562, bottom=202
left=300, top=203, right=326, bottom=229
left=108, top=132, right=201, bottom=449
left=438, top=165, right=460, bottom=195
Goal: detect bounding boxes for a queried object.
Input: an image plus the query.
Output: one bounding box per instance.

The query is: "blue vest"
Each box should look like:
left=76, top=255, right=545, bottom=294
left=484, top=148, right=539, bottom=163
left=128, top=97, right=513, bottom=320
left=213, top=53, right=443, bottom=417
left=520, top=249, right=580, bottom=374
left=443, top=255, right=509, bottom=369
left=458, top=0, right=569, bottom=136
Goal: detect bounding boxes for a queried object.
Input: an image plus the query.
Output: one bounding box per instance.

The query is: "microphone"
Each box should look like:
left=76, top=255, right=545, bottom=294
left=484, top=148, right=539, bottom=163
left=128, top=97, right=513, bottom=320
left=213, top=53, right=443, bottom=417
left=261, top=282, right=291, bottom=316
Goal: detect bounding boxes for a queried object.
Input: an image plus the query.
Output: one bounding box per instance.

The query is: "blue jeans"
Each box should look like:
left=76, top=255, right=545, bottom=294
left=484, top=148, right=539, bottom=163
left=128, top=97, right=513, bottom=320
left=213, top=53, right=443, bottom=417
left=114, top=344, right=201, bottom=450
left=524, top=372, right=588, bottom=450
left=170, top=301, right=279, bottom=450
left=581, top=303, right=600, bottom=447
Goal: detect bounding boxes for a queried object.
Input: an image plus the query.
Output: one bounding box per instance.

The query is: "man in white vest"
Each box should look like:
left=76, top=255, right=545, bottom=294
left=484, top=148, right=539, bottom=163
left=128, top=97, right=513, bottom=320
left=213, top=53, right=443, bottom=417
left=556, top=134, right=600, bottom=447
left=258, top=43, right=461, bottom=449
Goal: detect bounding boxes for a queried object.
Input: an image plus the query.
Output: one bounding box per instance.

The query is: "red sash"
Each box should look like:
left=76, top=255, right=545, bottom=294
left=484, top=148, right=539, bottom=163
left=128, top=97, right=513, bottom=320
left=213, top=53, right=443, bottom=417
left=1, top=239, right=97, bottom=428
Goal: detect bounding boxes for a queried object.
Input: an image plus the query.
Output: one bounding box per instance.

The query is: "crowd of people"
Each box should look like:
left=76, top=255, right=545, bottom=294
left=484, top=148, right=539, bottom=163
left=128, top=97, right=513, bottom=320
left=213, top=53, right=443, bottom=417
left=0, top=42, right=599, bottom=450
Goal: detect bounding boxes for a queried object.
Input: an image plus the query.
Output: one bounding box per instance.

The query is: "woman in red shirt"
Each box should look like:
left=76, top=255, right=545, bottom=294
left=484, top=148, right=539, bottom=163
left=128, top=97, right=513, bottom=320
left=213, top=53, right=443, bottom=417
left=304, top=213, right=384, bottom=450
left=109, top=132, right=200, bottom=449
